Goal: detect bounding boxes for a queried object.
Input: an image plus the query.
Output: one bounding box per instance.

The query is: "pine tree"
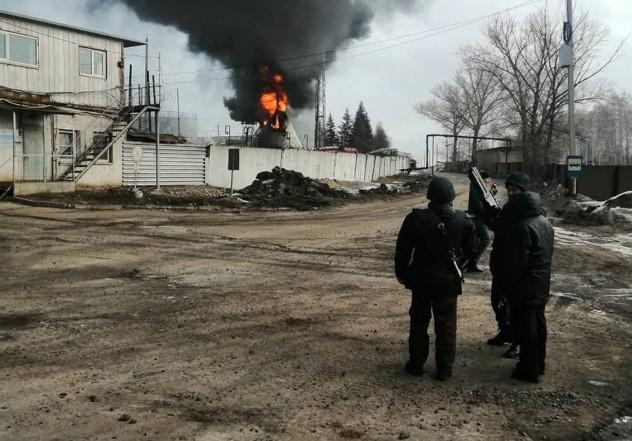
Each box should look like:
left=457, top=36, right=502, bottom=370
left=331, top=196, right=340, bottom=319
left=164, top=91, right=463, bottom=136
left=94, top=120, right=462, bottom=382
left=338, top=108, right=353, bottom=148
left=325, top=113, right=339, bottom=146
left=351, top=102, right=374, bottom=153
left=372, top=122, right=391, bottom=150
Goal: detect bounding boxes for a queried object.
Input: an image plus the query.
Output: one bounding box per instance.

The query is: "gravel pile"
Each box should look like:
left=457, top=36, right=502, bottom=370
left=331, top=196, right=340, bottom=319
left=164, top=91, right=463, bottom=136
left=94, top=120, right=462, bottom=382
left=240, top=167, right=350, bottom=209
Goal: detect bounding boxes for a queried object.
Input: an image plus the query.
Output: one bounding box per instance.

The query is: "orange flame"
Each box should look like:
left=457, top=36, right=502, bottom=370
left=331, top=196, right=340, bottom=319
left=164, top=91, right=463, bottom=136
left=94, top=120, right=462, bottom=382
left=259, top=71, right=289, bottom=130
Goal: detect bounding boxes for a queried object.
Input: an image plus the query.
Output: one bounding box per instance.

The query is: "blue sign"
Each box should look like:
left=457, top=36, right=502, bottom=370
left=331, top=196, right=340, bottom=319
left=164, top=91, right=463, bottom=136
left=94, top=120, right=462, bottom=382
left=566, top=155, right=583, bottom=177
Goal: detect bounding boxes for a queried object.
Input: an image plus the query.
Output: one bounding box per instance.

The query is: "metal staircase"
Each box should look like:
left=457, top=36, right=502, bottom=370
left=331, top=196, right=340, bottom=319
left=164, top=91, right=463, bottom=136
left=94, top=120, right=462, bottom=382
left=62, top=105, right=157, bottom=182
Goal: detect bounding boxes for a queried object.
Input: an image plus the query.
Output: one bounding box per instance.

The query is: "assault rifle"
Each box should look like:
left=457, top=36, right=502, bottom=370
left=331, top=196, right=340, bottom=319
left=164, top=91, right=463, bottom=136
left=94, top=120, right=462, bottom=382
left=468, top=166, right=500, bottom=213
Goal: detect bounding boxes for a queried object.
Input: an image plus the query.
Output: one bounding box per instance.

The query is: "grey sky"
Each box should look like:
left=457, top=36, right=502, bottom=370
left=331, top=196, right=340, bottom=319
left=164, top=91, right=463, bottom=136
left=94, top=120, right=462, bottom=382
left=1, top=0, right=630, bottom=162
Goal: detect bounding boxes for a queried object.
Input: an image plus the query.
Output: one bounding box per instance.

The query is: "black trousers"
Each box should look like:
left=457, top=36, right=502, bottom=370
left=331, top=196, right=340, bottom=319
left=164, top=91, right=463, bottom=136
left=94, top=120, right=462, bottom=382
left=472, top=219, right=491, bottom=266
left=491, top=277, right=512, bottom=340
left=511, top=302, right=547, bottom=376
left=409, top=292, right=458, bottom=372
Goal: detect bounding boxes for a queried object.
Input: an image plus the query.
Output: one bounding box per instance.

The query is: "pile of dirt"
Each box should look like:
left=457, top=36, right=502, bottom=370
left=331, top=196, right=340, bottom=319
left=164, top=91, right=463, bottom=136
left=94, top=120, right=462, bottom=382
left=239, top=167, right=350, bottom=209
left=14, top=169, right=432, bottom=212
left=19, top=186, right=241, bottom=210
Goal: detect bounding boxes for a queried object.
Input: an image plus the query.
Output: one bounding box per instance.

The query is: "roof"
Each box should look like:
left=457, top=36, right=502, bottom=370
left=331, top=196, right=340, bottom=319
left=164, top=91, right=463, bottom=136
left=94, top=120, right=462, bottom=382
left=0, top=9, right=146, bottom=48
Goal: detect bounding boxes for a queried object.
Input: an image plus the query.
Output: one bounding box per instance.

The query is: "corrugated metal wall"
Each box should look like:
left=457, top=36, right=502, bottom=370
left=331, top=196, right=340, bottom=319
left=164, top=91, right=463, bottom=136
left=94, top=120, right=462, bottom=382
left=122, top=141, right=206, bottom=186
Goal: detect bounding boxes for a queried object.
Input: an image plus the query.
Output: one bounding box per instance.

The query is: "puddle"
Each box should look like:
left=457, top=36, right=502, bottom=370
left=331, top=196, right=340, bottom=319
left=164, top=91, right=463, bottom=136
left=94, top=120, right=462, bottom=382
left=0, top=312, right=43, bottom=330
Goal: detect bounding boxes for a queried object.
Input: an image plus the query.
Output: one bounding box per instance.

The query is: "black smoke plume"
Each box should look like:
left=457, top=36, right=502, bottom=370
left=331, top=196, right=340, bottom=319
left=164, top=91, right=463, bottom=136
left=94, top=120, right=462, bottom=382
left=108, top=0, right=420, bottom=122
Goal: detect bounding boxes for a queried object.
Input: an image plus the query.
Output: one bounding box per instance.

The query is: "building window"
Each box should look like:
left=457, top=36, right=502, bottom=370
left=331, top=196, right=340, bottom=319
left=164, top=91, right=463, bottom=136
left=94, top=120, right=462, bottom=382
left=79, top=47, right=106, bottom=78
left=0, top=31, right=38, bottom=66
left=58, top=130, right=75, bottom=159
left=93, top=131, right=112, bottom=163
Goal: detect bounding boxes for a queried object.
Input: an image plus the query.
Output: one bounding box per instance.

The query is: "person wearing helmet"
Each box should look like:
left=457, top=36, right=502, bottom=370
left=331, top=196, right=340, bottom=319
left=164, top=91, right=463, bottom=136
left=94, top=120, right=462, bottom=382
left=395, top=177, right=477, bottom=381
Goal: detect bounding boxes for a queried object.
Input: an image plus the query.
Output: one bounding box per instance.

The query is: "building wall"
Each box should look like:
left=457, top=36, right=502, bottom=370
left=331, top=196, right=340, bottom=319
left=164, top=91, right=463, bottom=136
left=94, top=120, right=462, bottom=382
left=0, top=16, right=125, bottom=108
left=208, top=146, right=409, bottom=189
left=0, top=110, right=51, bottom=182
left=77, top=137, right=122, bottom=187
left=475, top=147, right=523, bottom=174
left=0, top=109, right=121, bottom=183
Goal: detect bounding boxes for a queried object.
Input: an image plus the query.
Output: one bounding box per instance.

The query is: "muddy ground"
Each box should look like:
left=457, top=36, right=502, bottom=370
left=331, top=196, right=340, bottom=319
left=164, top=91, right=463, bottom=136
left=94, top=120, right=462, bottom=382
left=1, top=173, right=631, bottom=441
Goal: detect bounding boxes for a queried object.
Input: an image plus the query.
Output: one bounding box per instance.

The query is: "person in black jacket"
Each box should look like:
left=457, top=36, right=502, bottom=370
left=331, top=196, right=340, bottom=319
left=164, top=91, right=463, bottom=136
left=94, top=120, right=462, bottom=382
left=395, top=177, right=477, bottom=381
left=487, top=173, right=533, bottom=359
left=467, top=170, right=497, bottom=272
left=501, top=181, right=554, bottom=383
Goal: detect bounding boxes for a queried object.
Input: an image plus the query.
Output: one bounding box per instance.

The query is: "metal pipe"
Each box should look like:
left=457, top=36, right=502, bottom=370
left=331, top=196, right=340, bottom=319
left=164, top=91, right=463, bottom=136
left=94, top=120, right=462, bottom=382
left=12, top=110, right=17, bottom=186
left=177, top=88, right=181, bottom=137
left=425, top=134, right=429, bottom=169
left=566, top=0, right=577, bottom=195
left=146, top=71, right=152, bottom=132
left=155, top=110, right=160, bottom=189
left=152, top=75, right=157, bottom=106
left=128, top=64, right=133, bottom=106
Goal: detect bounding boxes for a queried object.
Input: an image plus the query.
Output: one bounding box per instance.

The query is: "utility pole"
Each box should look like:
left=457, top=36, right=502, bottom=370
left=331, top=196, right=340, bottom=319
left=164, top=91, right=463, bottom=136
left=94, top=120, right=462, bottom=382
left=177, top=88, right=181, bottom=137
left=313, top=54, right=326, bottom=150
left=566, top=0, right=577, bottom=195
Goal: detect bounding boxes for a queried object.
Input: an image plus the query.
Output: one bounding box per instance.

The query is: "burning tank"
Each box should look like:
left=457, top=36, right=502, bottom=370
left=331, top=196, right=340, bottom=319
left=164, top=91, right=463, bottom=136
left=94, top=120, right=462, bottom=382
left=254, top=69, right=304, bottom=149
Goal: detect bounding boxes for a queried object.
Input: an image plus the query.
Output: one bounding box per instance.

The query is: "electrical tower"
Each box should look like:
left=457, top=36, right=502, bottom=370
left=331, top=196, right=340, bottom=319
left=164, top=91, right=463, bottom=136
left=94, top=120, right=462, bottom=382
left=314, top=59, right=326, bottom=150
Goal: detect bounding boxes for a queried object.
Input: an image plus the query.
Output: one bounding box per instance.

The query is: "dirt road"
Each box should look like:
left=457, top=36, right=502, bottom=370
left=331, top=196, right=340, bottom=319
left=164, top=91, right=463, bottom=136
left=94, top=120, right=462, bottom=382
left=1, top=173, right=631, bottom=441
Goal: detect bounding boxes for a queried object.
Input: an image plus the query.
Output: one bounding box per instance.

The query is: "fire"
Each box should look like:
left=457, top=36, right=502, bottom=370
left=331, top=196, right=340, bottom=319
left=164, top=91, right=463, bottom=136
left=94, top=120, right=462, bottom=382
left=259, top=70, right=289, bottom=130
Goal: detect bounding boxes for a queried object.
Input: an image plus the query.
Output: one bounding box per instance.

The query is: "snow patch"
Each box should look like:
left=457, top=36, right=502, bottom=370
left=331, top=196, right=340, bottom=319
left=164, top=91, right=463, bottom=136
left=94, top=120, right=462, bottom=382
left=588, top=380, right=610, bottom=387
left=555, top=227, right=632, bottom=258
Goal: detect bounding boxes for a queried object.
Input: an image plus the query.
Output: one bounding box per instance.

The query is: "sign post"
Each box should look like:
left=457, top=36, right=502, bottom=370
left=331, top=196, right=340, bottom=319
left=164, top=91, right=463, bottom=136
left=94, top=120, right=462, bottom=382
left=132, top=145, right=144, bottom=197
left=228, top=148, right=240, bottom=198
left=566, top=155, right=582, bottom=178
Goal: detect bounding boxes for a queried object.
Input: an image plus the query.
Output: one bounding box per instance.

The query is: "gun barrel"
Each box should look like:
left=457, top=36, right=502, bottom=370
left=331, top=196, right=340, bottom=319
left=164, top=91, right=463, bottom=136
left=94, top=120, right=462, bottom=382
left=468, top=167, right=500, bottom=210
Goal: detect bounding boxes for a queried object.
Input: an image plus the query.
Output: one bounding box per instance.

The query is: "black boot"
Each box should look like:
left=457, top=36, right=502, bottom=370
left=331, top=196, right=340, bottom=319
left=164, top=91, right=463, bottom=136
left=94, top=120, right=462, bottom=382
left=487, top=332, right=510, bottom=346
left=502, top=344, right=520, bottom=359
left=436, top=368, right=452, bottom=381
left=404, top=361, right=424, bottom=377
left=466, top=264, right=484, bottom=273
left=511, top=367, right=539, bottom=383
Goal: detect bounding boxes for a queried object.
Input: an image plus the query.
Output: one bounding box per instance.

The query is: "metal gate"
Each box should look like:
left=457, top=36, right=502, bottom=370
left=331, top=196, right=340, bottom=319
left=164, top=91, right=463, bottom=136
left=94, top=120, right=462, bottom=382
left=122, top=141, right=207, bottom=186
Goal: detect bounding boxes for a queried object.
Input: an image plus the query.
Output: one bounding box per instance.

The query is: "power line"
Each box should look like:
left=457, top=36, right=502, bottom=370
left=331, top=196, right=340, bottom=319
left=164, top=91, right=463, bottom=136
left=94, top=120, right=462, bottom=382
left=158, top=0, right=544, bottom=86
left=159, top=0, right=543, bottom=78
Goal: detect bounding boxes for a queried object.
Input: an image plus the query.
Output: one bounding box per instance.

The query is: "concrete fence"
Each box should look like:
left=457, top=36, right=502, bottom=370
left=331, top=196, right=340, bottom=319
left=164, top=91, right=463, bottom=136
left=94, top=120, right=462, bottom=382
left=208, top=146, right=410, bottom=189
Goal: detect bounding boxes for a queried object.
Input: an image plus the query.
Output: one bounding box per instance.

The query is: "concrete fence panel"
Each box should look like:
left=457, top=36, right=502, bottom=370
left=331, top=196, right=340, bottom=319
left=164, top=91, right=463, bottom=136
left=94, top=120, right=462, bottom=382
left=207, top=146, right=409, bottom=189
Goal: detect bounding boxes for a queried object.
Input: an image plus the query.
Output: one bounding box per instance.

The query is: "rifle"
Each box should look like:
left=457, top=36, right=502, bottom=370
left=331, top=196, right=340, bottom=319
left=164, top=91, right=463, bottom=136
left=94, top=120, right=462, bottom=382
left=468, top=166, right=500, bottom=214
left=437, top=223, right=466, bottom=284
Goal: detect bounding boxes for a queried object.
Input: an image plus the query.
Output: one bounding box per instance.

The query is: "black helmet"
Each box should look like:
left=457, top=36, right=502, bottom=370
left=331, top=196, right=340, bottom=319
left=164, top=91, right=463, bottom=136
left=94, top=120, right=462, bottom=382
left=427, top=177, right=455, bottom=204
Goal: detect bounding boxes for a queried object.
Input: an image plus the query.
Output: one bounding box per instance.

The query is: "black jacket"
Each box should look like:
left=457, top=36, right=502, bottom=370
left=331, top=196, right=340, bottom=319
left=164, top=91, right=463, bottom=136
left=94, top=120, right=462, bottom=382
left=490, top=192, right=554, bottom=305
left=395, top=203, right=477, bottom=296
left=467, top=183, right=487, bottom=219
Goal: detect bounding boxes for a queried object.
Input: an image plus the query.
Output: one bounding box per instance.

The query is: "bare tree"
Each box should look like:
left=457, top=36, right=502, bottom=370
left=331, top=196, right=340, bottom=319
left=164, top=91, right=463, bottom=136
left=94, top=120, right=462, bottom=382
left=577, top=90, right=632, bottom=165
left=462, top=8, right=623, bottom=168
left=454, top=65, right=505, bottom=161
left=416, top=82, right=466, bottom=163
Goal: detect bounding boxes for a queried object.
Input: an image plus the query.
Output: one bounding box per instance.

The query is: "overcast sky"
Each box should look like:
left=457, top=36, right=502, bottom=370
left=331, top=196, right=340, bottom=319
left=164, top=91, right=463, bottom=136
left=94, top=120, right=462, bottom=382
left=1, top=0, right=630, bottom=161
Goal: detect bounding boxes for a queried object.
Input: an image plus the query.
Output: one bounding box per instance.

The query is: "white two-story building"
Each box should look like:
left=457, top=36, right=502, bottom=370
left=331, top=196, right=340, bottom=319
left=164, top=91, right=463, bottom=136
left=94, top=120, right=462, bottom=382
left=0, top=9, right=156, bottom=192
